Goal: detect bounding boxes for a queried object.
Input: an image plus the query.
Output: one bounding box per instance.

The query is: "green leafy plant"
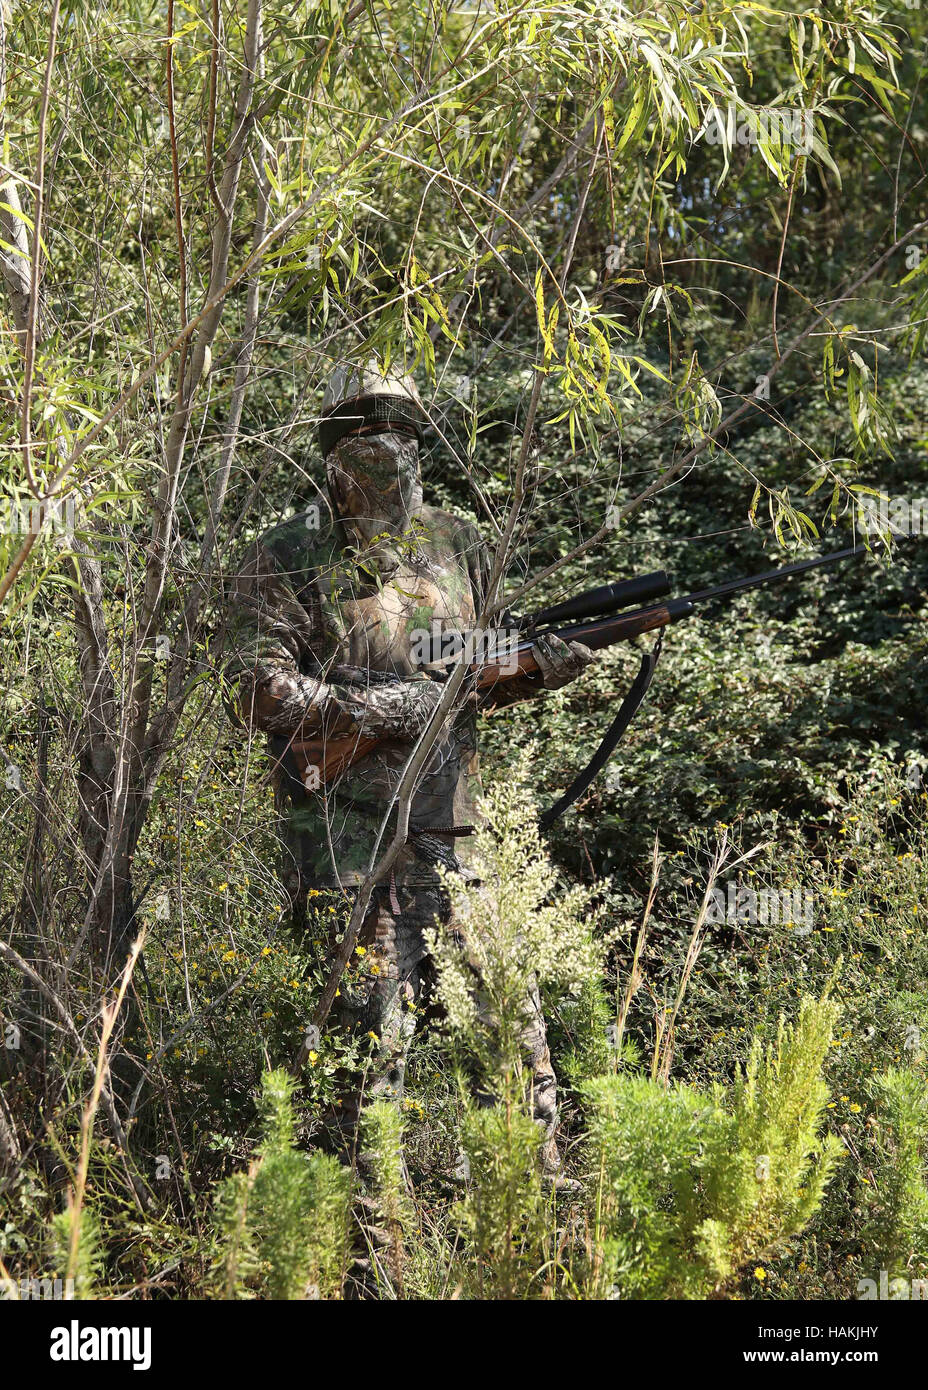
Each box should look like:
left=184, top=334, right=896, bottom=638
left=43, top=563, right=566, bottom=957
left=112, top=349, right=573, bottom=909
left=860, top=1068, right=928, bottom=1281
left=425, top=757, right=604, bottom=1296
left=585, top=993, right=843, bottom=1298
left=212, top=1069, right=350, bottom=1300
left=359, top=1100, right=413, bottom=1298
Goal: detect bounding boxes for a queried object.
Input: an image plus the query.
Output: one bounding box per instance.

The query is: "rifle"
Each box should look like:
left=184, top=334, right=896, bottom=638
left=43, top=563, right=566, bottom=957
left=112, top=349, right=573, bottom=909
left=285, top=545, right=869, bottom=826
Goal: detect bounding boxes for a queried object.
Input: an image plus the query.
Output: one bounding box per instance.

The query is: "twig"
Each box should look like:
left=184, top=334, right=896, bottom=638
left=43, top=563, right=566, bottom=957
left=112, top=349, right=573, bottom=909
left=19, top=0, right=61, bottom=499
left=0, top=935, right=153, bottom=1212
left=614, top=832, right=661, bottom=1065
left=66, top=931, right=147, bottom=1283
left=166, top=0, right=190, bottom=400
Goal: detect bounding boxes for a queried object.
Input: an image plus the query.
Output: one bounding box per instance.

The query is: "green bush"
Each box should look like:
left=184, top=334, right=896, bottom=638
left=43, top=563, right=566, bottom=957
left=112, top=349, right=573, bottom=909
left=860, top=1068, right=928, bottom=1281
left=585, top=993, right=843, bottom=1299
left=212, top=1070, right=350, bottom=1300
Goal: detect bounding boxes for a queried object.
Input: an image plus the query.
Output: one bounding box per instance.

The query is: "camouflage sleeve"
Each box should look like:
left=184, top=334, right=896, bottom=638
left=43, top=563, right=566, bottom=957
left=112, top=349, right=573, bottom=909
left=224, top=542, right=444, bottom=740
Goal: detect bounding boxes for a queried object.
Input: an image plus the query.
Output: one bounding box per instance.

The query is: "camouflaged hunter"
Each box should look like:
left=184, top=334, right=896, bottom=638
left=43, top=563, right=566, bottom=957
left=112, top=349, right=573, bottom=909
left=224, top=361, right=593, bottom=1161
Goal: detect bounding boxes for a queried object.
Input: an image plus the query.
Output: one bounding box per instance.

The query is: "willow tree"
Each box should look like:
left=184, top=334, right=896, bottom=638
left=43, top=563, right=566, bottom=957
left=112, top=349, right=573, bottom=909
left=0, top=0, right=923, bottom=1143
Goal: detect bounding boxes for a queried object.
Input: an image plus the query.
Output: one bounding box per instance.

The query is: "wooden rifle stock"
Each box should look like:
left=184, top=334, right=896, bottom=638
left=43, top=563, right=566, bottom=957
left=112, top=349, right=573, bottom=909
left=474, top=600, right=682, bottom=688
left=288, top=731, right=381, bottom=788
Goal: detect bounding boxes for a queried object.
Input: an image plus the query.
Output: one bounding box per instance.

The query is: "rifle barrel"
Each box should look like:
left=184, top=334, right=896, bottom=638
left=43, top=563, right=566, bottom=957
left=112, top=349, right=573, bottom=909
left=682, top=545, right=867, bottom=608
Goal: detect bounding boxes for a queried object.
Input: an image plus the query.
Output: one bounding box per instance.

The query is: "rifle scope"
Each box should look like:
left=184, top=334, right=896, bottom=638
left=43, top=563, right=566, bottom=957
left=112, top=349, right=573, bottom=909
left=530, top=570, right=671, bottom=628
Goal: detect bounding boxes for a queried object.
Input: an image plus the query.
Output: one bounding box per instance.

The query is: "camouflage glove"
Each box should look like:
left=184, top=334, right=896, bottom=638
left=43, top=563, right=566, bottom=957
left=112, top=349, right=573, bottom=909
left=337, top=672, right=445, bottom=740
left=530, top=633, right=595, bottom=691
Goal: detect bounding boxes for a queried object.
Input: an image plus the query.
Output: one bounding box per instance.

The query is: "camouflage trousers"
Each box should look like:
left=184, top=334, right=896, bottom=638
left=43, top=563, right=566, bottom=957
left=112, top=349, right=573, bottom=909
left=306, top=879, right=558, bottom=1160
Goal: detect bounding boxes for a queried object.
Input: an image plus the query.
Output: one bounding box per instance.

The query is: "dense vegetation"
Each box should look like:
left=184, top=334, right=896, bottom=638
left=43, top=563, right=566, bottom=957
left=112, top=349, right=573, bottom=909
left=1, top=0, right=927, bottom=1301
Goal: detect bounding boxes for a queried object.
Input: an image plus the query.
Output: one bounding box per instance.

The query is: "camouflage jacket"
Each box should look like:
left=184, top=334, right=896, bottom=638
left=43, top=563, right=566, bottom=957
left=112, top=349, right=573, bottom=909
left=224, top=504, right=544, bottom=892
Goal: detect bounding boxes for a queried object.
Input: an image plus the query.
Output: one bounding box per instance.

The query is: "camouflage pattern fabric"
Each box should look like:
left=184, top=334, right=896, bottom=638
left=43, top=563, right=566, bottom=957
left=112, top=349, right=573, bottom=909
left=223, top=427, right=571, bottom=1154
left=223, top=431, right=545, bottom=893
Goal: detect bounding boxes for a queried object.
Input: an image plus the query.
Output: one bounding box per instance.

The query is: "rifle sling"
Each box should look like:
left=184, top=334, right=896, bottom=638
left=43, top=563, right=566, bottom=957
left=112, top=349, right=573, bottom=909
left=538, top=631, right=663, bottom=832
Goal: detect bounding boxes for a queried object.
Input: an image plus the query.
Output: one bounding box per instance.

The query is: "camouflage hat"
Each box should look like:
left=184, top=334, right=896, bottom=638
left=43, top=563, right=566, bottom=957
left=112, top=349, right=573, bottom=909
left=319, top=360, right=426, bottom=457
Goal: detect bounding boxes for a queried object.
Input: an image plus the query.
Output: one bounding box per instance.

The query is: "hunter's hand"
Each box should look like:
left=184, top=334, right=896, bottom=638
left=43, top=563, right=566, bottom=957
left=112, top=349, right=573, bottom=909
left=530, top=633, right=595, bottom=690
left=396, top=675, right=448, bottom=734
left=320, top=671, right=447, bottom=740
